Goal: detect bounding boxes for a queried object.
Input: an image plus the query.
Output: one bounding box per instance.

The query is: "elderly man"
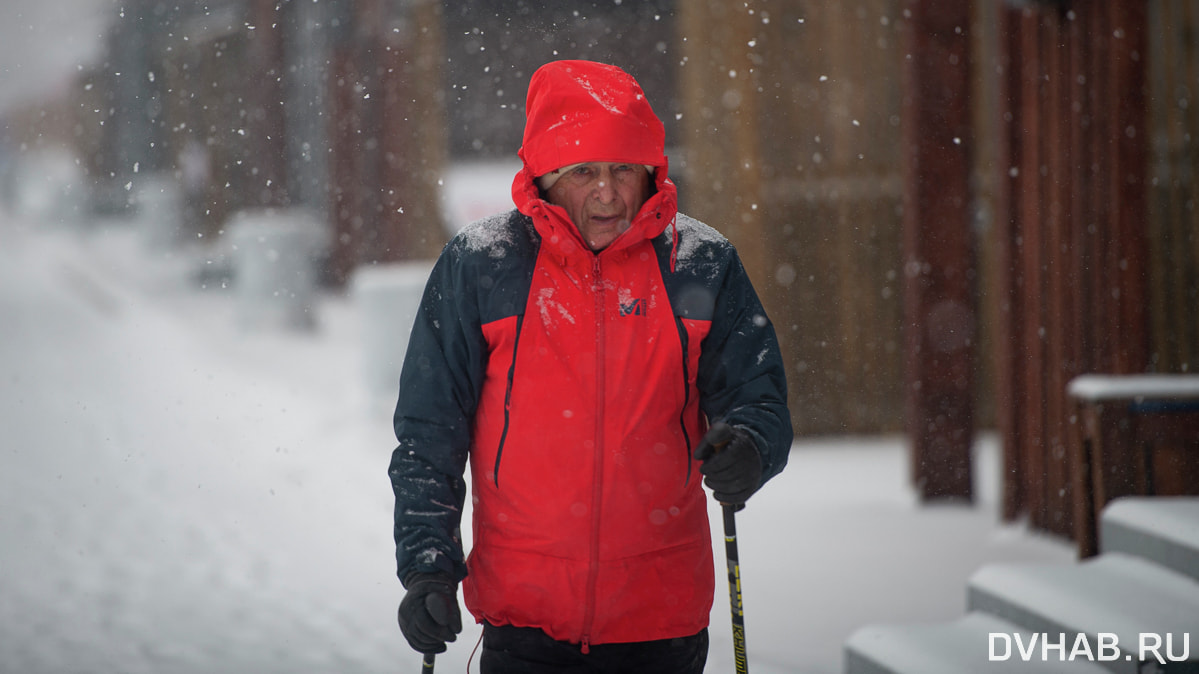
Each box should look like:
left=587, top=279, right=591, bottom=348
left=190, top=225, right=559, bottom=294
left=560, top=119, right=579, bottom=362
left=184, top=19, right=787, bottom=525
left=390, top=59, right=792, bottom=673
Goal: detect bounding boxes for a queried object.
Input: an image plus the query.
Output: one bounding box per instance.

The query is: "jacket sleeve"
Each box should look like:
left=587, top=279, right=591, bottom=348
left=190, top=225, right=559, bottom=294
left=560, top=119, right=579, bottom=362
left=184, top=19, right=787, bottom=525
left=696, top=248, right=793, bottom=487
left=389, top=241, right=485, bottom=586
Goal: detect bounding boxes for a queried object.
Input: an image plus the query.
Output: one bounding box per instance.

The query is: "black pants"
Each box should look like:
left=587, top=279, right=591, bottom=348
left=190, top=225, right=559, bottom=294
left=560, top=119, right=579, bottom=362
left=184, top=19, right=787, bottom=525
left=480, top=622, right=708, bottom=674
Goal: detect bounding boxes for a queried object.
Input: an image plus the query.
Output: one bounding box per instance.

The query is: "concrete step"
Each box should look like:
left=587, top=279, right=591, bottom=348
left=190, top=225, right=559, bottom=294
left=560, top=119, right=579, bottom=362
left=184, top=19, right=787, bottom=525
left=967, top=552, right=1199, bottom=674
left=846, top=612, right=1114, bottom=674
left=1102, top=496, right=1199, bottom=583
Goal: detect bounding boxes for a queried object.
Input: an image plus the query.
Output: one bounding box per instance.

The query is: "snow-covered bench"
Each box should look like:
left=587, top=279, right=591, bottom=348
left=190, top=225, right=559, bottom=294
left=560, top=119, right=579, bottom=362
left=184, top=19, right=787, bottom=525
left=1067, top=374, right=1199, bottom=558
left=228, top=208, right=326, bottom=331
left=351, top=261, right=434, bottom=399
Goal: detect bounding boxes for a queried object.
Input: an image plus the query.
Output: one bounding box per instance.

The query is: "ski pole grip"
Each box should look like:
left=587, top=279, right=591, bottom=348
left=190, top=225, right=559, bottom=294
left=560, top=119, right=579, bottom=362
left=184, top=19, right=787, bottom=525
left=707, top=422, right=734, bottom=454
left=704, top=424, right=746, bottom=510
left=712, top=438, right=740, bottom=511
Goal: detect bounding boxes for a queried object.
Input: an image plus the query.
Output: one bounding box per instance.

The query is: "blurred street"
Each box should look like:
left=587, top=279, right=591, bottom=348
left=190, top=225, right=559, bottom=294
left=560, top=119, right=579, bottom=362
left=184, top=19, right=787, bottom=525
left=0, top=215, right=416, bottom=673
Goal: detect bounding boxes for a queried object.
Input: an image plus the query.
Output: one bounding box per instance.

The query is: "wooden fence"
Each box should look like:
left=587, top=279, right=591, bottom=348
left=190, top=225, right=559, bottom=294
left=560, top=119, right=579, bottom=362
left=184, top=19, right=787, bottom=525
left=995, top=0, right=1199, bottom=539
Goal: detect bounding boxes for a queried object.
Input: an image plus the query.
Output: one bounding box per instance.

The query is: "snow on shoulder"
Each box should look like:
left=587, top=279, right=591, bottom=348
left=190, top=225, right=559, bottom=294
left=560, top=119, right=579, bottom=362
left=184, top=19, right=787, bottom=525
left=669, top=213, right=730, bottom=276
left=454, top=210, right=522, bottom=260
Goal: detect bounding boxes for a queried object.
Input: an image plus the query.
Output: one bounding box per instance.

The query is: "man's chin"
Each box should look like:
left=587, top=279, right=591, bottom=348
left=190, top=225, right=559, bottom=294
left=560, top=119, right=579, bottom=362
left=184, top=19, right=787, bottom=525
left=586, top=237, right=615, bottom=251
left=582, top=219, right=632, bottom=250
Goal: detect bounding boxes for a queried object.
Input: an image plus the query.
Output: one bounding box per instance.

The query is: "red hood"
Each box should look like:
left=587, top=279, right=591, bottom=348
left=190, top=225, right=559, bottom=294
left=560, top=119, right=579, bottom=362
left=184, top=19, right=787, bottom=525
left=518, top=60, right=666, bottom=178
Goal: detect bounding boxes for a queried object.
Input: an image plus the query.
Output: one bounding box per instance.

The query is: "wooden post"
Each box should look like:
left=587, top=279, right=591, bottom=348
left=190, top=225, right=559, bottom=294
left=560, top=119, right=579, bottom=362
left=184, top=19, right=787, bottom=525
left=325, top=0, right=364, bottom=286
left=1105, top=0, right=1150, bottom=375
left=995, top=0, right=1153, bottom=543
left=677, top=0, right=768, bottom=290
left=994, top=3, right=1025, bottom=522
left=244, top=0, right=290, bottom=207
left=325, top=0, right=448, bottom=284
left=901, top=0, right=976, bottom=501
left=373, top=0, right=449, bottom=263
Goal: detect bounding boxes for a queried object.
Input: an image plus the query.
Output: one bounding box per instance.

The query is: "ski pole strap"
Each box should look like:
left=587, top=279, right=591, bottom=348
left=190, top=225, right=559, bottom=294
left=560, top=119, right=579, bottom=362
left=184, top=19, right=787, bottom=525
left=421, top=652, right=436, bottom=672
left=722, top=504, right=749, bottom=674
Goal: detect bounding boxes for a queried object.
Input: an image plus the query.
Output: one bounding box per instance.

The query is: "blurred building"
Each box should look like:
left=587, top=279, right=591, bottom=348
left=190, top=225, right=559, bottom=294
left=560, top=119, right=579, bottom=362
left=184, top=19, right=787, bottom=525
left=5, top=0, right=1196, bottom=545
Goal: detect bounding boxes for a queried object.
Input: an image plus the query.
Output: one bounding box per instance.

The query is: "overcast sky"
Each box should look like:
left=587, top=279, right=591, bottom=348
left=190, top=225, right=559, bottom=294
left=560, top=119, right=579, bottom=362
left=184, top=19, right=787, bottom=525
left=0, top=0, right=116, bottom=114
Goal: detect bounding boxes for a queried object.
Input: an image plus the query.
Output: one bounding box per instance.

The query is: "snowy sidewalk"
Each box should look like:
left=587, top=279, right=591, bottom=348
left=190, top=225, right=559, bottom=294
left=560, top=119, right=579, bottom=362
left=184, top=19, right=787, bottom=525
left=0, top=215, right=1072, bottom=674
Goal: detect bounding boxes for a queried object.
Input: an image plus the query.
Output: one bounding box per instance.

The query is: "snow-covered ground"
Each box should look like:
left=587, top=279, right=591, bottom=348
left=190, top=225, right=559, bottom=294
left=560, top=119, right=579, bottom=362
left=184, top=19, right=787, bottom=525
left=0, top=206, right=1074, bottom=674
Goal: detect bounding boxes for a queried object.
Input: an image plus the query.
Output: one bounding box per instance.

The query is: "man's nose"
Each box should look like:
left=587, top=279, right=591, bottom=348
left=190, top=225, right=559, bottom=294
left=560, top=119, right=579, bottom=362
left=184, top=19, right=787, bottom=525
left=593, top=169, right=617, bottom=202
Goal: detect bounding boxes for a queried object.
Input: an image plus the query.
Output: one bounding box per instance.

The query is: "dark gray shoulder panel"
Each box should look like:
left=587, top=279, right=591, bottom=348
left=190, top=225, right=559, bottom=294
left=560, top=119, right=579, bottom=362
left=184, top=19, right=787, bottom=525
left=448, top=210, right=539, bottom=325
left=655, top=213, right=734, bottom=322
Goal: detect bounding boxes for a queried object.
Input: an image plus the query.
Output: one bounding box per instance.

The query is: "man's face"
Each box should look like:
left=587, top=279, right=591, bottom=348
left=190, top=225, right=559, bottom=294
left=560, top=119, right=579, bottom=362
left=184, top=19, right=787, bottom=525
left=544, top=163, right=652, bottom=251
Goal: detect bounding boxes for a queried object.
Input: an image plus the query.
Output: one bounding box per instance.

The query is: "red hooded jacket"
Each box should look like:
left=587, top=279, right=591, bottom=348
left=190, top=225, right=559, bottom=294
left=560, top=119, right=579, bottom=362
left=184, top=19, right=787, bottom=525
left=390, top=60, right=791, bottom=649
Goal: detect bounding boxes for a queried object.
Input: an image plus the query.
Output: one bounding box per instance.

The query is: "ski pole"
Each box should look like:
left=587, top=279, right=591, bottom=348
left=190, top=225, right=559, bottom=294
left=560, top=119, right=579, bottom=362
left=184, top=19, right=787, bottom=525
left=703, top=423, right=750, bottom=673
left=421, top=652, right=435, bottom=672
left=722, top=502, right=749, bottom=674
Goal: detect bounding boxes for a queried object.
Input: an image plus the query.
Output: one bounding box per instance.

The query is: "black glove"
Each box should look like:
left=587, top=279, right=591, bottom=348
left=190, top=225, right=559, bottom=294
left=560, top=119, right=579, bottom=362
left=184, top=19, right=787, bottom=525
left=397, top=573, right=462, bottom=654
left=693, top=422, right=763, bottom=505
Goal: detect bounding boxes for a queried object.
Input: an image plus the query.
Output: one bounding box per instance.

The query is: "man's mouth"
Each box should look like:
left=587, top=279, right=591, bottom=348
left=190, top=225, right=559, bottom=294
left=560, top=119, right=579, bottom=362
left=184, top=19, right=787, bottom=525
left=590, top=215, right=622, bottom=227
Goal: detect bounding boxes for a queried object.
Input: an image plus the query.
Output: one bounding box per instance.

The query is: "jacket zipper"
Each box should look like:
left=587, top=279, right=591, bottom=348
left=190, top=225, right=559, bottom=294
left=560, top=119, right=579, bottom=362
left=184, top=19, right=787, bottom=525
left=675, top=316, right=694, bottom=485
left=580, top=255, right=605, bottom=653
left=492, top=314, right=525, bottom=487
